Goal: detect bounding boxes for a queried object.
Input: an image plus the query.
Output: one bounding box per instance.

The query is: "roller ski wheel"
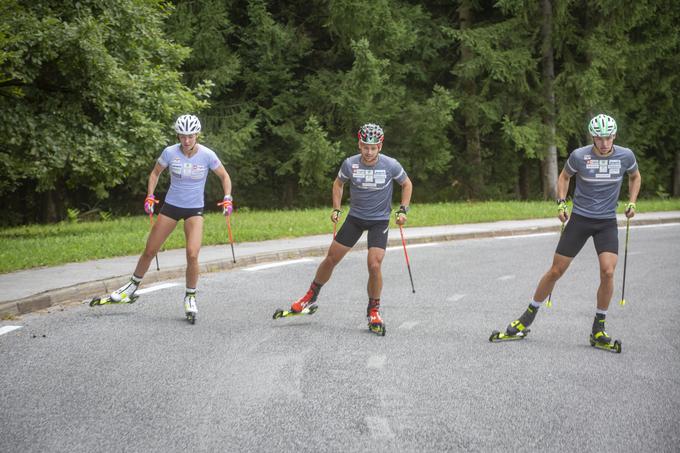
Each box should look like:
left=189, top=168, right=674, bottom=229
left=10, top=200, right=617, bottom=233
left=89, top=295, right=139, bottom=307
left=489, top=329, right=530, bottom=342
left=589, top=335, right=622, bottom=353
left=186, top=312, right=196, bottom=325
left=272, top=305, right=318, bottom=319
left=368, top=322, right=386, bottom=337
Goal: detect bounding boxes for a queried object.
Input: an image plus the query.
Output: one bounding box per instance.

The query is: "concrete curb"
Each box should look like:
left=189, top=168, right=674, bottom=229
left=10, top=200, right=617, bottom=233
left=2, top=216, right=678, bottom=318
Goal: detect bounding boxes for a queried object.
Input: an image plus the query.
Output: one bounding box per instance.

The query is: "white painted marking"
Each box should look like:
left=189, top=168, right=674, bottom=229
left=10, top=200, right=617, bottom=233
left=365, top=416, right=395, bottom=439
left=136, top=283, right=181, bottom=295
left=446, top=294, right=466, bottom=302
left=244, top=258, right=314, bottom=272
left=0, top=326, right=23, bottom=336
left=494, top=232, right=557, bottom=240
left=398, top=321, right=419, bottom=330
left=497, top=275, right=515, bottom=281
left=387, top=242, right=439, bottom=252
left=623, top=222, right=680, bottom=230
left=367, top=354, right=387, bottom=369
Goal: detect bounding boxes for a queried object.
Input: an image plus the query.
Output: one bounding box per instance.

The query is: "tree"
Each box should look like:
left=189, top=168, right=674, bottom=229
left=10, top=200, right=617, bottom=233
left=0, top=0, right=207, bottom=223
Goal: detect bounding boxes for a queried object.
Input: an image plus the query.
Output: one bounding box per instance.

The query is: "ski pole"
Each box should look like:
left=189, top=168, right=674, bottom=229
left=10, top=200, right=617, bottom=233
left=333, top=221, right=337, bottom=240
left=619, top=218, right=630, bottom=306
left=546, top=221, right=566, bottom=308
left=226, top=214, right=236, bottom=263
left=149, top=212, right=160, bottom=271
left=398, top=224, right=416, bottom=294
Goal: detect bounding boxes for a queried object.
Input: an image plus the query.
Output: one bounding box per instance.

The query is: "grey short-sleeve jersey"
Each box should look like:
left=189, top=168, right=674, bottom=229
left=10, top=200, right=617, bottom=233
left=337, top=154, right=408, bottom=221
left=564, top=144, right=638, bottom=219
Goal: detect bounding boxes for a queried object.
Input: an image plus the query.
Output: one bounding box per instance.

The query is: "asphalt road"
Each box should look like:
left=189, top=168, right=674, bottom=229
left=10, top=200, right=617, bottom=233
left=2, top=223, right=679, bottom=452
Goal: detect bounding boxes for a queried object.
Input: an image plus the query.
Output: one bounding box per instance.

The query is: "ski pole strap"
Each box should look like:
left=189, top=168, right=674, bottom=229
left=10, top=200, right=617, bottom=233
left=625, top=202, right=636, bottom=213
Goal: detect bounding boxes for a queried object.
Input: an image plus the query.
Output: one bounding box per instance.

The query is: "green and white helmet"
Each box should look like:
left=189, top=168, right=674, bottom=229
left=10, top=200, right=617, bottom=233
left=357, top=123, right=384, bottom=144
left=588, top=114, right=617, bottom=137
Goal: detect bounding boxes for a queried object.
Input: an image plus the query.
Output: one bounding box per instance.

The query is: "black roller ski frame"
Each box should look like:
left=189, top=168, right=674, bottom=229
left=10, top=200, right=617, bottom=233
left=89, top=295, right=139, bottom=307
left=369, top=322, right=386, bottom=337
left=590, top=335, right=622, bottom=353
left=489, top=329, right=530, bottom=342
left=186, top=312, right=196, bottom=325
left=273, top=305, right=319, bottom=319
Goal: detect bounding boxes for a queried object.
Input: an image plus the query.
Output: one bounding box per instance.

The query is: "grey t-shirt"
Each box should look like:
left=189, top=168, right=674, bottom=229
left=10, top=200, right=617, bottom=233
left=565, top=144, right=638, bottom=219
left=338, top=154, right=408, bottom=221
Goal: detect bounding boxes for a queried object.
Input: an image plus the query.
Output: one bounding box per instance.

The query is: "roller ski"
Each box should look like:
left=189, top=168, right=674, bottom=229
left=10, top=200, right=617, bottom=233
left=489, top=304, right=537, bottom=342
left=184, top=292, right=197, bottom=325
left=589, top=314, right=621, bottom=353
left=273, top=304, right=319, bottom=319
left=89, top=294, right=139, bottom=307
left=274, top=284, right=320, bottom=320
left=89, top=277, right=141, bottom=307
left=367, top=299, right=386, bottom=336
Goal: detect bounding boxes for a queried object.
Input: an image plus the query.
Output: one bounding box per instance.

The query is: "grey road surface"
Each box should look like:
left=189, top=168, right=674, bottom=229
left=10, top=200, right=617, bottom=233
left=1, top=223, right=679, bottom=452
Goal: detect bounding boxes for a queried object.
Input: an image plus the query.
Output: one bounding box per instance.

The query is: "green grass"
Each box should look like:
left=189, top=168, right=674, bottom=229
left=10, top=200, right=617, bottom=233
left=1, top=198, right=679, bottom=274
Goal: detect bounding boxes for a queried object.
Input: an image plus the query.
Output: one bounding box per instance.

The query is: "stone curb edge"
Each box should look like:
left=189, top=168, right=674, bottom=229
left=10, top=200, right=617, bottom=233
left=2, top=216, right=678, bottom=318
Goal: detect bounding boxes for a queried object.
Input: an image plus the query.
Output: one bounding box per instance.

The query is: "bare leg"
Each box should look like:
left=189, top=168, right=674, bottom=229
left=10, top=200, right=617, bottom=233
left=533, top=253, right=573, bottom=302
left=313, top=240, right=352, bottom=284
left=133, top=214, right=178, bottom=278
left=184, top=215, right=204, bottom=289
left=366, top=247, right=386, bottom=299
left=596, top=252, right=618, bottom=311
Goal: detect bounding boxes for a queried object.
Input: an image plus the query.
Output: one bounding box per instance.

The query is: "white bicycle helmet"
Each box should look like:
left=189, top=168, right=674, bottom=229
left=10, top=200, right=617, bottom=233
left=174, top=114, right=202, bottom=135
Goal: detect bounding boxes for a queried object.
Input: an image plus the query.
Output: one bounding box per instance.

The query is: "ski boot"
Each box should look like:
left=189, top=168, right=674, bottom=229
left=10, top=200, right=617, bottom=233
left=273, top=284, right=320, bottom=319
left=367, top=300, right=386, bottom=336
left=184, top=292, right=197, bottom=325
left=89, top=278, right=140, bottom=307
left=489, top=304, right=537, bottom=342
left=589, top=315, right=621, bottom=353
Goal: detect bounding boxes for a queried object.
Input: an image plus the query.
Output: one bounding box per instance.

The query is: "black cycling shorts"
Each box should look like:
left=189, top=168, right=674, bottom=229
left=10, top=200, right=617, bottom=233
left=159, top=202, right=204, bottom=221
left=335, top=215, right=390, bottom=249
left=556, top=213, right=619, bottom=257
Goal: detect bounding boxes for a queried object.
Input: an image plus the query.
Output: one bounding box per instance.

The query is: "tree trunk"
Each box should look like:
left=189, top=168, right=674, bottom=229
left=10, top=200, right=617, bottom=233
left=518, top=158, right=531, bottom=200
left=458, top=1, right=483, bottom=199
left=540, top=0, right=558, bottom=200
left=674, top=149, right=680, bottom=197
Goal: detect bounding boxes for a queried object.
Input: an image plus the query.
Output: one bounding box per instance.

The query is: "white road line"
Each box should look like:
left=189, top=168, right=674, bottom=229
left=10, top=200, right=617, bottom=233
left=243, top=258, right=314, bottom=272
left=136, top=283, right=181, bottom=295
left=398, top=321, right=419, bottom=330
left=623, top=222, right=680, bottom=230
left=446, top=294, right=466, bottom=302
left=367, top=354, right=387, bottom=369
left=365, top=416, right=395, bottom=439
left=0, top=326, right=23, bottom=336
left=497, top=275, right=515, bottom=281
left=494, top=232, right=557, bottom=240
left=386, top=242, right=440, bottom=252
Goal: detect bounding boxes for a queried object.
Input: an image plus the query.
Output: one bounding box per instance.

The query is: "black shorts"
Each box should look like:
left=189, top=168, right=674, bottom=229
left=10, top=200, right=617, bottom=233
left=556, top=213, right=618, bottom=257
left=159, top=203, right=204, bottom=221
left=335, top=215, right=390, bottom=249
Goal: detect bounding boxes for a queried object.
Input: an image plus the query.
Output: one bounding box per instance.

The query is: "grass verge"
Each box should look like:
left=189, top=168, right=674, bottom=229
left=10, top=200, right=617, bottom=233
left=1, top=198, right=678, bottom=274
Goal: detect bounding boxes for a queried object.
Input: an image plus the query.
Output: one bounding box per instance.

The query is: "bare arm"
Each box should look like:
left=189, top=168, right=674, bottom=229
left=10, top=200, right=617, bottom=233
left=147, top=163, right=166, bottom=196
left=212, top=164, right=233, bottom=198
left=626, top=170, right=642, bottom=218
left=395, top=177, right=413, bottom=226
left=331, top=177, right=345, bottom=222
left=399, top=176, right=413, bottom=208
left=557, top=168, right=572, bottom=222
